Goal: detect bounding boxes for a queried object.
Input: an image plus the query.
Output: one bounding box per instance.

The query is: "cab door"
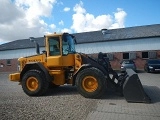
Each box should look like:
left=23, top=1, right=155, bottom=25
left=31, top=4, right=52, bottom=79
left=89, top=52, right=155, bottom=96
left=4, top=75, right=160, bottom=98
left=46, top=36, right=63, bottom=67
left=61, top=36, right=75, bottom=66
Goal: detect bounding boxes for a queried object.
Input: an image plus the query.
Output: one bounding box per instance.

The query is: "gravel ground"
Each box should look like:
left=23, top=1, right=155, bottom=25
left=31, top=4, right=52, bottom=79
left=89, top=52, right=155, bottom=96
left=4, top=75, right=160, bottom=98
left=1, top=72, right=160, bottom=120
left=0, top=73, right=97, bottom=120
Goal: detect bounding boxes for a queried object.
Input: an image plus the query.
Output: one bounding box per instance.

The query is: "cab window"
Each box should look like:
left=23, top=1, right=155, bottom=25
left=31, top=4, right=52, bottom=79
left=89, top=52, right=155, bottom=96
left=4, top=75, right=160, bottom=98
left=48, top=37, right=60, bottom=56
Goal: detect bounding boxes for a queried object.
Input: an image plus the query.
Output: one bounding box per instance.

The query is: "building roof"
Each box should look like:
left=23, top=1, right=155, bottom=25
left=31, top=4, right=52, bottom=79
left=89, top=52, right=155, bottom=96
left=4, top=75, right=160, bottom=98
left=0, top=37, right=44, bottom=51
left=0, top=24, right=160, bottom=51
left=73, top=24, right=160, bottom=43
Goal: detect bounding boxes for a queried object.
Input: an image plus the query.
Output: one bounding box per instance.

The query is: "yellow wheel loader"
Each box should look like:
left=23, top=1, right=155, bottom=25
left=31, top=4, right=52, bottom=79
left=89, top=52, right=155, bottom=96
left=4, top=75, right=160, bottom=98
left=9, top=33, right=150, bottom=103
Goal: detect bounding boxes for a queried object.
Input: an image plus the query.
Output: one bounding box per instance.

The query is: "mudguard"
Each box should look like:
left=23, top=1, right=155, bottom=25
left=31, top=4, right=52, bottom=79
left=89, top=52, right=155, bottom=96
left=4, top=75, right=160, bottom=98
left=123, top=69, right=151, bottom=103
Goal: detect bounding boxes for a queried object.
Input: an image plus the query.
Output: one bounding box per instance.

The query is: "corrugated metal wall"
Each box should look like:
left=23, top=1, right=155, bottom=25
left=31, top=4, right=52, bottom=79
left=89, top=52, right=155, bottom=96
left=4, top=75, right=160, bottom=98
left=0, top=37, right=159, bottom=59
left=76, top=37, right=160, bottom=54
left=0, top=47, right=45, bottom=59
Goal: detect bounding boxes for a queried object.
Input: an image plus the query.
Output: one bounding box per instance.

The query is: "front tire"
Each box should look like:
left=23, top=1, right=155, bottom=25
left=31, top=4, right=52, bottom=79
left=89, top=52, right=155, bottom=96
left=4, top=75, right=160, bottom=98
left=22, top=70, right=49, bottom=96
left=75, top=67, right=107, bottom=98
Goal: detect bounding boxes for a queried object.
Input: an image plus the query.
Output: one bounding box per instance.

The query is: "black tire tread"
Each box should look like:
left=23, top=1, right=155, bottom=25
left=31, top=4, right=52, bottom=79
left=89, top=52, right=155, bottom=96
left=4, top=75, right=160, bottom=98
left=22, top=69, right=49, bottom=96
left=75, top=67, right=107, bottom=98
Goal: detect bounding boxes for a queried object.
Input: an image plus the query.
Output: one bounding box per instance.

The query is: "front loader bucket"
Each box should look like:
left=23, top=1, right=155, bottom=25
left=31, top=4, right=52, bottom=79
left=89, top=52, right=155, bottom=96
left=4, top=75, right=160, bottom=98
left=123, top=69, right=151, bottom=103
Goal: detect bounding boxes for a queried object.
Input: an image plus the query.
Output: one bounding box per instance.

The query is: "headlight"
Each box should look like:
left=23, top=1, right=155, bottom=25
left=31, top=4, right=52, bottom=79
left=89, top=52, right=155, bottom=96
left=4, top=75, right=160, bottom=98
left=149, top=66, right=153, bottom=69
left=121, top=65, right=124, bottom=68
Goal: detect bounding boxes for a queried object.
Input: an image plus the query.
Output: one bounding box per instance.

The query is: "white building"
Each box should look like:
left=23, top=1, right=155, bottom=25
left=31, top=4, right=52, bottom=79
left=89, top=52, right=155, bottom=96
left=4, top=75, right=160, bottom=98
left=0, top=24, right=160, bottom=72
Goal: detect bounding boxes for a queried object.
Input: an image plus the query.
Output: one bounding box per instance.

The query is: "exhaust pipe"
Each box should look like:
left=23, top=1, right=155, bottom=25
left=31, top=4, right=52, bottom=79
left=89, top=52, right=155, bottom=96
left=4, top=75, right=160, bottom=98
left=123, top=69, right=151, bottom=103
left=30, top=37, right=40, bottom=54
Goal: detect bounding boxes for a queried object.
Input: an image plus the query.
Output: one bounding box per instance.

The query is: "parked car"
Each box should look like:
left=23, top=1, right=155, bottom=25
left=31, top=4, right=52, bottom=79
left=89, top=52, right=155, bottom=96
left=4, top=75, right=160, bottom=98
left=144, top=59, right=160, bottom=73
left=120, top=60, right=137, bottom=72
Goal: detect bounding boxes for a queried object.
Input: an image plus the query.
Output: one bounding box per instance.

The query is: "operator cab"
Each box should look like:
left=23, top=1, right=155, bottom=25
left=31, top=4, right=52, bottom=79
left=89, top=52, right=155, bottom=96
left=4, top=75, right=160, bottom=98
left=47, top=33, right=76, bottom=56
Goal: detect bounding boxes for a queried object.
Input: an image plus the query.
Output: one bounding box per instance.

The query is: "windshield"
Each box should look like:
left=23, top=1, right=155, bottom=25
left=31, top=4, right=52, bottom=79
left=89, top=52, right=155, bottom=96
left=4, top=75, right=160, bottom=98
left=62, top=34, right=76, bottom=55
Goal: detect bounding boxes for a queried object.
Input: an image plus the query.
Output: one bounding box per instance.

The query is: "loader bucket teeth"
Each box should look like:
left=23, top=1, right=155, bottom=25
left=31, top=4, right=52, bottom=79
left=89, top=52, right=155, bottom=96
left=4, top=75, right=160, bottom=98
left=123, top=69, right=151, bottom=103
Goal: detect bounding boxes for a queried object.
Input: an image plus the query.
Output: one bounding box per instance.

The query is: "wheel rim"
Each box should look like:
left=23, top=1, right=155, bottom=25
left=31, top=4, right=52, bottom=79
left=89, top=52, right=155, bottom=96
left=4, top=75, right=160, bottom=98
left=82, top=76, right=98, bottom=92
left=26, top=77, right=39, bottom=91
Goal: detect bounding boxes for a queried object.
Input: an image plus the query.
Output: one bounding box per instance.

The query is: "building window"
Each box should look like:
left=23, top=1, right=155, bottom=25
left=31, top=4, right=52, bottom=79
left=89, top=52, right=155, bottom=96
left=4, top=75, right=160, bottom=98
left=123, top=52, right=136, bottom=60
left=123, top=53, right=129, bottom=59
left=129, top=52, right=136, bottom=60
left=7, top=59, right=11, bottom=66
left=142, top=51, right=157, bottom=59
left=149, top=51, right=157, bottom=59
left=142, top=52, right=148, bottom=59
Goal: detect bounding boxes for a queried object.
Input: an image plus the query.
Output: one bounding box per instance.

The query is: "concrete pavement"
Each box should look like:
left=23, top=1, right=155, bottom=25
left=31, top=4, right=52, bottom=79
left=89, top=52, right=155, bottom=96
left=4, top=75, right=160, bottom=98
left=86, top=72, right=160, bottom=120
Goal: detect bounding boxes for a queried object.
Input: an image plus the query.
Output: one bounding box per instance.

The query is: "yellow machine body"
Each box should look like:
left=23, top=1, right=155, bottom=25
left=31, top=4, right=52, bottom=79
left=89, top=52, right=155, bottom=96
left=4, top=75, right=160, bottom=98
left=9, top=32, right=150, bottom=102
left=9, top=33, right=82, bottom=86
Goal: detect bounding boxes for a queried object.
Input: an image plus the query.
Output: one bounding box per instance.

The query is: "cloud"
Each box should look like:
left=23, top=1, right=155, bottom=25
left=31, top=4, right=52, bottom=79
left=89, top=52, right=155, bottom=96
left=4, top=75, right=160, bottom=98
left=63, top=7, right=70, bottom=12
left=110, top=8, right=127, bottom=29
left=0, top=0, right=24, bottom=24
left=56, top=1, right=63, bottom=5
left=0, top=0, right=56, bottom=43
left=50, top=24, right=56, bottom=29
left=71, top=1, right=127, bottom=32
left=61, top=28, right=72, bottom=33
left=0, top=0, right=127, bottom=44
left=73, top=1, right=86, bottom=14
left=59, top=20, right=64, bottom=25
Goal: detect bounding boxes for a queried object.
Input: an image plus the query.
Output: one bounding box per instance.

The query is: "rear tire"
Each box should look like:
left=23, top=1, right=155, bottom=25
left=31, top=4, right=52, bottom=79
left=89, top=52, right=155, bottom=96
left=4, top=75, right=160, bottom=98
left=75, top=67, right=107, bottom=98
left=22, top=70, right=49, bottom=96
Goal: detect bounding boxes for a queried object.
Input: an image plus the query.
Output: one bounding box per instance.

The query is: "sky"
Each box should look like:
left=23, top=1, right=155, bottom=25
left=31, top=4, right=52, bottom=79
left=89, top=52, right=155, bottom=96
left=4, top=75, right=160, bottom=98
left=0, top=0, right=160, bottom=45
